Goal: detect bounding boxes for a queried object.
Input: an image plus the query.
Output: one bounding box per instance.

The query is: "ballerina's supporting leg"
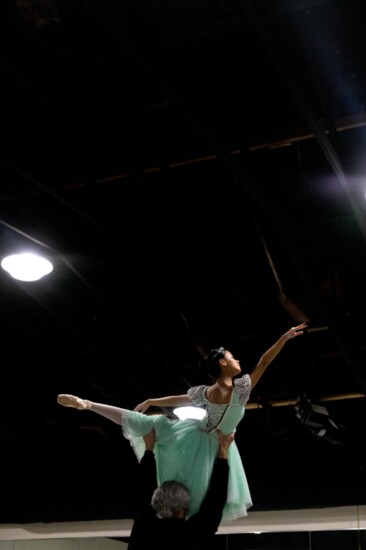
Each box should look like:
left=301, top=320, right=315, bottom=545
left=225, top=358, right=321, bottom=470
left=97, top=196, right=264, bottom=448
left=57, top=394, right=125, bottom=425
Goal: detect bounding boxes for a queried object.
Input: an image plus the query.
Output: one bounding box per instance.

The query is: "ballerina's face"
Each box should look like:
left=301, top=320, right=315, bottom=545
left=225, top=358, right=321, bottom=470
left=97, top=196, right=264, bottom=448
left=222, top=350, right=241, bottom=376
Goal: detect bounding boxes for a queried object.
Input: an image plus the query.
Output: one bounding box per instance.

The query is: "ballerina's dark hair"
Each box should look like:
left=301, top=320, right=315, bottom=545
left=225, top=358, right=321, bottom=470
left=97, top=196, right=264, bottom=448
left=198, top=346, right=225, bottom=380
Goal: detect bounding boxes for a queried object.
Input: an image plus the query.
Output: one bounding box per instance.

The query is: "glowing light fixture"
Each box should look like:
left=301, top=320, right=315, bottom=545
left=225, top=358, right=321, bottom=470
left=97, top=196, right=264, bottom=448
left=1, top=252, right=53, bottom=282
left=173, top=405, right=206, bottom=420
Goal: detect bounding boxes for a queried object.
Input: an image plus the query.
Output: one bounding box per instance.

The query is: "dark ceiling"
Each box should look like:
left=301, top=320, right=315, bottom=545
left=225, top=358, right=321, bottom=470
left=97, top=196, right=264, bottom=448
left=1, top=0, right=366, bottom=543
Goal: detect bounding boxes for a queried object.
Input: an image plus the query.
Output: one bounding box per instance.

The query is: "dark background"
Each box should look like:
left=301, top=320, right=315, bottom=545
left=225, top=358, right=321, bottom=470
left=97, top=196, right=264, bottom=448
left=0, top=0, right=366, bottom=546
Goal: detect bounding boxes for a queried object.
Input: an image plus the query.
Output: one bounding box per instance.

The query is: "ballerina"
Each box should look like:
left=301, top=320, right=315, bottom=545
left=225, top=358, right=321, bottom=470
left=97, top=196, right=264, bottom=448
left=58, top=322, right=306, bottom=522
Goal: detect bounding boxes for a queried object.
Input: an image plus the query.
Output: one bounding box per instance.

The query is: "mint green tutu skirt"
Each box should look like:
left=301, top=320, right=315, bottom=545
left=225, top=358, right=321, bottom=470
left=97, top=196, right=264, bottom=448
left=121, top=410, right=252, bottom=522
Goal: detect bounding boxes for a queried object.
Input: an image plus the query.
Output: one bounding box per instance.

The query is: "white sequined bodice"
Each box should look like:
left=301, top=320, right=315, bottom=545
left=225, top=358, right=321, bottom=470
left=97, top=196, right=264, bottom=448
left=188, top=374, right=251, bottom=433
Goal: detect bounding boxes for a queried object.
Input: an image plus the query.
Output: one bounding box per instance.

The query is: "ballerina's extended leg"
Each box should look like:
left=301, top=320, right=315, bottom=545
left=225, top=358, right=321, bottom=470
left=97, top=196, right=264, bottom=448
left=57, top=394, right=125, bottom=424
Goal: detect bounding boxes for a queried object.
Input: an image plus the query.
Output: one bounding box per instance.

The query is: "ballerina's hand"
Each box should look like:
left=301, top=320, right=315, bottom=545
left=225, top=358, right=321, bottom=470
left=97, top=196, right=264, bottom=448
left=285, top=321, right=308, bottom=340
left=134, top=400, right=150, bottom=413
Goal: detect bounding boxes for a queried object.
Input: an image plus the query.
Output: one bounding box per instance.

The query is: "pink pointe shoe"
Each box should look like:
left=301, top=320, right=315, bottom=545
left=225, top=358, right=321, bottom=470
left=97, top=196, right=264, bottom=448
left=57, top=394, right=91, bottom=410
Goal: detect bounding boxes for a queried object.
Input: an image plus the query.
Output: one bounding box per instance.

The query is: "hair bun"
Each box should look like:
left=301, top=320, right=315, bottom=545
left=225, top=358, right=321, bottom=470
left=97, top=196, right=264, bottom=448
left=198, top=346, right=225, bottom=374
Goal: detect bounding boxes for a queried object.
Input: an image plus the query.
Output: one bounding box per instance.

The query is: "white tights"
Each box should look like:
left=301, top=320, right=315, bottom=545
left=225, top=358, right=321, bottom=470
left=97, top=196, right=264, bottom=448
left=88, top=402, right=126, bottom=426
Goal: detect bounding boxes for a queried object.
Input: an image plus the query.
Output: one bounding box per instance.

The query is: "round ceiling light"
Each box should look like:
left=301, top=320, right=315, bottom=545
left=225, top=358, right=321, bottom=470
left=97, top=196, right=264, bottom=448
left=1, top=252, right=53, bottom=282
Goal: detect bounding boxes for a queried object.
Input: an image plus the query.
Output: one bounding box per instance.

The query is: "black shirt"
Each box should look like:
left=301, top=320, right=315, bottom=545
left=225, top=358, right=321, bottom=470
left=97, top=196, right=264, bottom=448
left=127, top=450, right=229, bottom=550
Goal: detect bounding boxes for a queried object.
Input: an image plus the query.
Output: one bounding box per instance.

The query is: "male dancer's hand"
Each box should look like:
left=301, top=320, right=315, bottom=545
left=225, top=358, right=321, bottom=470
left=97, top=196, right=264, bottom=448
left=143, top=429, right=156, bottom=452
left=216, top=429, right=234, bottom=459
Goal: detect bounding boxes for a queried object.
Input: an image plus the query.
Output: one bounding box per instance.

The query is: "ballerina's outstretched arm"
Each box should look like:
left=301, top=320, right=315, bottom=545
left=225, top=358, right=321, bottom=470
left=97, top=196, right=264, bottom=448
left=134, top=394, right=192, bottom=414
left=250, top=322, right=307, bottom=389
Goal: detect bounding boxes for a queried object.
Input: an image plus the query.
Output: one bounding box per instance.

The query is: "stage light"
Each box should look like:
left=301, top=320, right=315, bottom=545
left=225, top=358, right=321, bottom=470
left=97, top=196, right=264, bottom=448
left=295, top=399, right=330, bottom=428
left=1, top=252, right=53, bottom=281
left=295, top=398, right=345, bottom=445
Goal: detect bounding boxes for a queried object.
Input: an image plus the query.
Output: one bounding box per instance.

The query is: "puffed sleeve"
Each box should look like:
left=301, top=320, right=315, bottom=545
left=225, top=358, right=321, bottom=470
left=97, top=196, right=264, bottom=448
left=187, top=384, right=206, bottom=406
left=233, top=374, right=251, bottom=405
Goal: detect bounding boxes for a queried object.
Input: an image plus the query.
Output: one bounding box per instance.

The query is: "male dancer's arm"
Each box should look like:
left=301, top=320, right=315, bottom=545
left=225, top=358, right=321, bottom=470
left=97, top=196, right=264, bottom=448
left=134, top=430, right=157, bottom=509
left=128, top=430, right=157, bottom=549
left=196, top=430, right=234, bottom=534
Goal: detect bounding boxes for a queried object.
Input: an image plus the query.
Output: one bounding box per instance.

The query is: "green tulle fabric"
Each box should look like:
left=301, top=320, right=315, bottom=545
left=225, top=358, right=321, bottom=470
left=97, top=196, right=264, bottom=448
left=121, top=375, right=253, bottom=522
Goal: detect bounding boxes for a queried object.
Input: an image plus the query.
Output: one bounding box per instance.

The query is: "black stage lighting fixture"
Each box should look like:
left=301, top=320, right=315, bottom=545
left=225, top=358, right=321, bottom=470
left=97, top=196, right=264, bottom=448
left=295, top=398, right=345, bottom=445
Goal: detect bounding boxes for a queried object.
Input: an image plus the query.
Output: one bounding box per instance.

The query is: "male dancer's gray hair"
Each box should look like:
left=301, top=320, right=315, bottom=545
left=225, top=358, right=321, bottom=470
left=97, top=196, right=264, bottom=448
left=151, top=480, right=190, bottom=518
